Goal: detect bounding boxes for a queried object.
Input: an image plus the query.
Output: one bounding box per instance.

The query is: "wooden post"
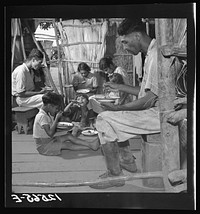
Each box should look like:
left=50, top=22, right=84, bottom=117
left=59, top=18, right=67, bottom=100
left=18, top=19, right=26, bottom=60
left=11, top=19, right=18, bottom=71
left=62, top=61, right=67, bottom=96
left=53, top=19, right=64, bottom=97
left=155, top=19, right=180, bottom=192
left=59, top=18, right=70, bottom=104
left=132, top=55, right=136, bottom=100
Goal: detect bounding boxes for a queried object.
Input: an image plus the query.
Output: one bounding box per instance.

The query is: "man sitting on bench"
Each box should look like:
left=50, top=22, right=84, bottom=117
left=12, top=48, right=49, bottom=109
left=90, top=18, right=161, bottom=189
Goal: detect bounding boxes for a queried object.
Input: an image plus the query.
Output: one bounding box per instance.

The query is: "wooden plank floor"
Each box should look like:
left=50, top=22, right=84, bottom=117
left=12, top=130, right=164, bottom=193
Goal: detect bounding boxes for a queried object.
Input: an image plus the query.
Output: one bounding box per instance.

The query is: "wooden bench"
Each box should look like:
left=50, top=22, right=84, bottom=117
left=141, top=133, right=164, bottom=188
left=12, top=106, right=39, bottom=134
left=12, top=96, right=38, bottom=134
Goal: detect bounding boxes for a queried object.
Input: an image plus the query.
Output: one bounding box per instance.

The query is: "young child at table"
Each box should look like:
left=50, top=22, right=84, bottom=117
left=109, top=73, right=132, bottom=105
left=33, top=92, right=99, bottom=156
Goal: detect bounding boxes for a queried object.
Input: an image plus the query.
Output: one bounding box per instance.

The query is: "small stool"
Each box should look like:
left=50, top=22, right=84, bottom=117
left=12, top=106, right=38, bottom=134
left=141, top=133, right=164, bottom=188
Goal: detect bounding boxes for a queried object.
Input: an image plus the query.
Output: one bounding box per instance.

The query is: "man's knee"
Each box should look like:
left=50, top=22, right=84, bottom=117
left=97, top=111, right=109, bottom=119
left=97, top=111, right=110, bottom=122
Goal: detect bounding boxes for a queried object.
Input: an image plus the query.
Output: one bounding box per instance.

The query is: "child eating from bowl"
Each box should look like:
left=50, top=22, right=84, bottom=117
left=33, top=92, right=99, bottom=156
left=60, top=94, right=97, bottom=131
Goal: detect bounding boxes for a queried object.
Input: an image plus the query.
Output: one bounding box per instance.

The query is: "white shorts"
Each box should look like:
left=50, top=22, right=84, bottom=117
left=34, top=137, right=63, bottom=156
left=96, top=107, right=160, bottom=145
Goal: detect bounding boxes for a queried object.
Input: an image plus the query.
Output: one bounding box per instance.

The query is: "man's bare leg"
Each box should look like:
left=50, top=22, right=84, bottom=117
left=118, top=141, right=137, bottom=172
left=89, top=142, right=125, bottom=189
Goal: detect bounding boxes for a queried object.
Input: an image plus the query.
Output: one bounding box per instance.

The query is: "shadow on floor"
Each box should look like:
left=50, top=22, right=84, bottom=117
left=60, top=147, right=103, bottom=160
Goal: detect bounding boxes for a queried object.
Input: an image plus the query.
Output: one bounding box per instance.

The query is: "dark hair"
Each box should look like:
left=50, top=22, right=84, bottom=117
left=77, top=62, right=91, bottom=72
left=76, top=93, right=89, bottom=103
left=42, top=92, right=62, bottom=106
left=33, top=67, right=45, bottom=79
left=110, top=73, right=124, bottom=84
left=27, top=48, right=44, bottom=61
left=99, top=56, right=114, bottom=70
left=33, top=67, right=46, bottom=90
left=117, top=18, right=146, bottom=36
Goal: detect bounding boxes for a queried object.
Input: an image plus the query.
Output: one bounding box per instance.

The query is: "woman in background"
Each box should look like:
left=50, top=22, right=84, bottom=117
left=72, top=62, right=98, bottom=95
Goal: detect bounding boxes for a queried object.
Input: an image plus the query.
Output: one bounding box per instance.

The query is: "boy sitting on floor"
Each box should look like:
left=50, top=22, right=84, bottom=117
left=33, top=92, right=99, bottom=156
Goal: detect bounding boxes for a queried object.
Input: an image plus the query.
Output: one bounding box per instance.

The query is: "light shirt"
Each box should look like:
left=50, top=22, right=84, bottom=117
left=12, top=63, right=35, bottom=96
left=72, top=72, right=98, bottom=90
left=138, top=39, right=158, bottom=99
left=33, top=108, right=53, bottom=138
left=113, top=66, right=131, bottom=86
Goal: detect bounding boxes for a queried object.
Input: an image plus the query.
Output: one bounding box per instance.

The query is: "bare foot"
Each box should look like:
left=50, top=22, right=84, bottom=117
left=89, top=138, right=100, bottom=151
